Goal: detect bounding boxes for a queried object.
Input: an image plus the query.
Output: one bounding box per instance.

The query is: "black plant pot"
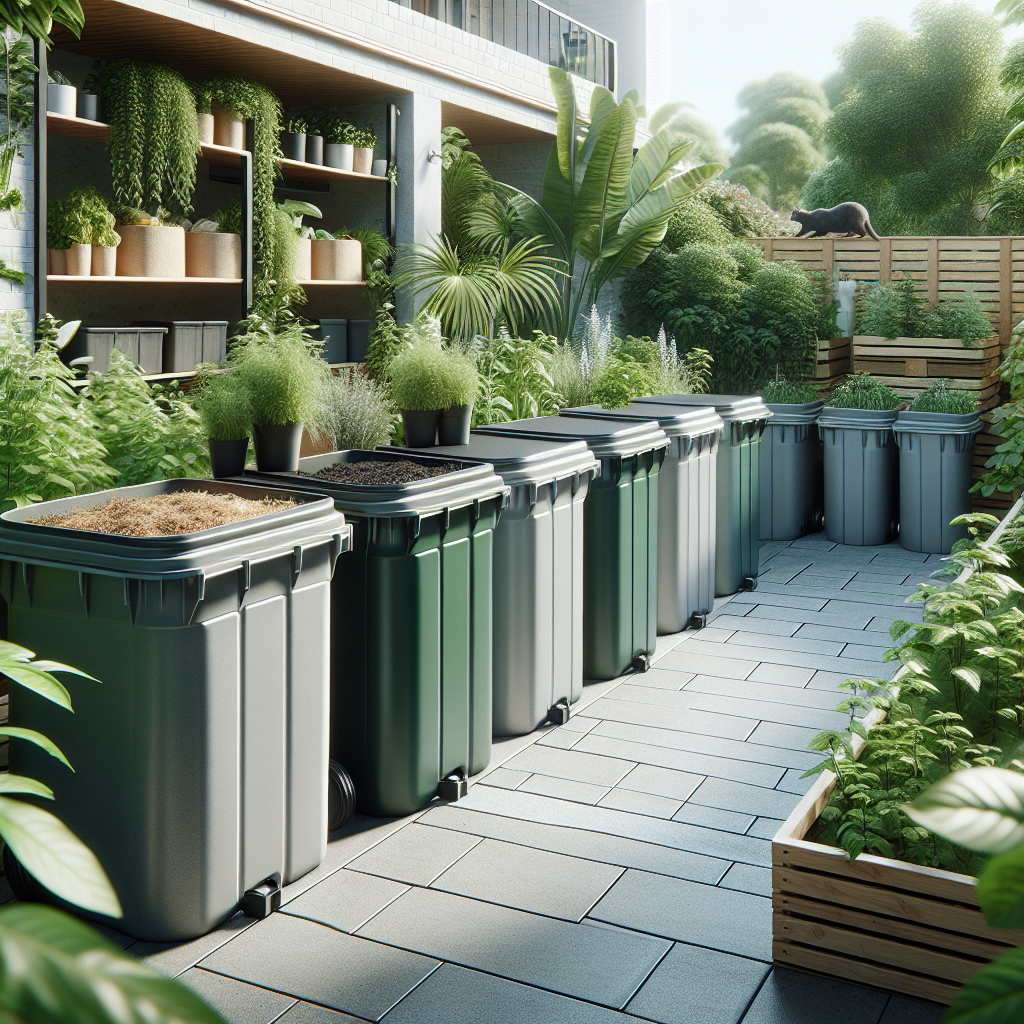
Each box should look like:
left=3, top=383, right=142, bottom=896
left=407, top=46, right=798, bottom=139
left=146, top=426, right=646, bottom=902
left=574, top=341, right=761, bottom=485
left=438, top=404, right=473, bottom=446
left=402, top=409, right=441, bottom=448
left=305, top=134, right=324, bottom=165
left=281, top=131, right=306, bottom=162
left=208, top=437, right=249, bottom=478
left=253, top=422, right=303, bottom=472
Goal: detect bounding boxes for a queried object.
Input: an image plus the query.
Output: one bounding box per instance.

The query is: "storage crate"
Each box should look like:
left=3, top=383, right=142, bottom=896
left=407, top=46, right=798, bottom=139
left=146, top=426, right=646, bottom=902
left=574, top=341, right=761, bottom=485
left=137, top=321, right=228, bottom=372
left=64, top=326, right=165, bottom=375
left=852, top=335, right=1002, bottom=380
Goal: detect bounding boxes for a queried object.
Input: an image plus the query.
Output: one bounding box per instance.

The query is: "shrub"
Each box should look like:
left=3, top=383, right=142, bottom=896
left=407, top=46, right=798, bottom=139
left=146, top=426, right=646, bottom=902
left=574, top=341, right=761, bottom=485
left=725, top=241, right=767, bottom=283
left=669, top=244, right=745, bottom=316
left=389, top=342, right=478, bottom=411
left=909, top=379, right=977, bottom=415
left=196, top=372, right=252, bottom=441
left=62, top=187, right=119, bottom=247
left=662, top=195, right=733, bottom=250
left=936, top=292, right=994, bottom=346
left=232, top=333, right=329, bottom=428
left=321, top=372, right=396, bottom=449
left=761, top=378, right=820, bottom=404
left=550, top=342, right=600, bottom=409
left=827, top=373, right=902, bottom=410
left=699, top=179, right=798, bottom=237
left=474, top=329, right=561, bottom=424
left=593, top=356, right=658, bottom=409
left=435, top=346, right=479, bottom=408
left=857, top=277, right=939, bottom=339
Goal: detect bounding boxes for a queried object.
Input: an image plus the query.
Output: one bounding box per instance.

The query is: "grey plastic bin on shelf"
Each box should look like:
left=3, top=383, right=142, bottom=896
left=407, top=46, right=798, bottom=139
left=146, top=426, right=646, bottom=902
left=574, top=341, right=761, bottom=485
left=64, top=326, right=166, bottom=375
left=634, top=394, right=770, bottom=596
left=761, top=400, right=824, bottom=541
left=393, top=435, right=599, bottom=736
left=0, top=479, right=351, bottom=942
left=136, top=321, right=228, bottom=372
left=318, top=319, right=348, bottom=364
left=819, top=406, right=899, bottom=546
left=563, top=402, right=722, bottom=634
left=347, top=320, right=371, bottom=362
left=895, top=409, right=982, bottom=554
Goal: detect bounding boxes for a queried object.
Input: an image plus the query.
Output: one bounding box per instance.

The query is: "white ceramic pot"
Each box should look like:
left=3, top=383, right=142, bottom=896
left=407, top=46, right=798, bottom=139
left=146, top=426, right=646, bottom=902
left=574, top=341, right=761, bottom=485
left=325, top=143, right=354, bottom=171
left=212, top=100, right=244, bottom=149
left=48, top=248, right=67, bottom=275
left=372, top=159, right=388, bottom=177
left=115, top=225, right=186, bottom=278
left=186, top=231, right=242, bottom=279
left=294, top=237, right=312, bottom=282
left=353, top=147, right=373, bottom=175
left=311, top=238, right=362, bottom=282
left=46, top=83, right=77, bottom=116
left=91, top=244, right=117, bottom=277
left=197, top=112, right=215, bottom=145
left=64, top=243, right=91, bottom=276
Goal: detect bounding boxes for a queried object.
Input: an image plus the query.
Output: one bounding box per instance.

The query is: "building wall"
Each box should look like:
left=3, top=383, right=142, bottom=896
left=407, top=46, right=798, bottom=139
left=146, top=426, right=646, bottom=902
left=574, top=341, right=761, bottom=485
left=0, top=145, right=33, bottom=322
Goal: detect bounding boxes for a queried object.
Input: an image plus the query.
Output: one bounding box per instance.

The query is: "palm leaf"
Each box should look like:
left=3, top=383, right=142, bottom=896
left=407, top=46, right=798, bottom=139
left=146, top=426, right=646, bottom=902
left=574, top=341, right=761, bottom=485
left=548, top=67, right=577, bottom=181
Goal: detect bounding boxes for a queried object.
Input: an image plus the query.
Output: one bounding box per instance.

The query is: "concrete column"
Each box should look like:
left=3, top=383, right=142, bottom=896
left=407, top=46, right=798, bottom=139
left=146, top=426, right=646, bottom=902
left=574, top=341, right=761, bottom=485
left=395, top=92, right=442, bottom=324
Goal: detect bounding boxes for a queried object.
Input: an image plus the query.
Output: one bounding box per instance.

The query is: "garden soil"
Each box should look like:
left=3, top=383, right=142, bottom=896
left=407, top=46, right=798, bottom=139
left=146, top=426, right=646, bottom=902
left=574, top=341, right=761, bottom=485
left=304, top=458, right=459, bottom=485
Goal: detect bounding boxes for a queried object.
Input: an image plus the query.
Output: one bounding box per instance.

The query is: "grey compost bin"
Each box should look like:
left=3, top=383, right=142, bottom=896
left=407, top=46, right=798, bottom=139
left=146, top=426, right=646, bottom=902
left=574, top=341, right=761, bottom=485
left=318, top=319, right=348, bottom=364
left=760, top=400, right=825, bottom=541
left=136, top=321, right=228, bottom=372
left=895, top=409, right=983, bottom=554
left=819, top=406, right=899, bottom=546
left=562, top=403, right=723, bottom=634
left=65, top=326, right=166, bottom=375
left=634, top=394, right=770, bottom=596
left=0, top=479, right=351, bottom=942
left=392, top=435, right=599, bottom=736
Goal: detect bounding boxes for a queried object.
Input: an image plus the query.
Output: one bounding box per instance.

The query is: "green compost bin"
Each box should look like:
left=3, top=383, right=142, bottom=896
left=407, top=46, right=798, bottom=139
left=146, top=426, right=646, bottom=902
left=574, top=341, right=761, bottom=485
left=475, top=416, right=668, bottom=681
left=246, top=451, right=509, bottom=817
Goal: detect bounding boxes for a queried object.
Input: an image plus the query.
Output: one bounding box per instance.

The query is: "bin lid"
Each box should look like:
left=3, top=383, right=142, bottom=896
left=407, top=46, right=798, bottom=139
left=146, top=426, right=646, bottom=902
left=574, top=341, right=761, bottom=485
left=0, top=479, right=350, bottom=579
left=244, top=450, right=510, bottom=518
left=385, top=437, right=599, bottom=488
left=819, top=406, right=899, bottom=429
left=764, top=400, right=824, bottom=426
left=632, top=393, right=771, bottom=424
left=562, top=402, right=723, bottom=439
left=473, top=415, right=669, bottom=461
left=84, top=325, right=168, bottom=335
left=894, top=410, right=983, bottom=435
left=135, top=320, right=229, bottom=328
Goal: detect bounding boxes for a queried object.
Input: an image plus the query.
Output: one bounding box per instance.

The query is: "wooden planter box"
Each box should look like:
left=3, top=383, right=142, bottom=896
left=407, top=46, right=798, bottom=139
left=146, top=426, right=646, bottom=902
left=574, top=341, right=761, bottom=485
left=852, top=335, right=1002, bottom=380
left=816, top=337, right=851, bottom=380
left=773, top=716, right=1024, bottom=1004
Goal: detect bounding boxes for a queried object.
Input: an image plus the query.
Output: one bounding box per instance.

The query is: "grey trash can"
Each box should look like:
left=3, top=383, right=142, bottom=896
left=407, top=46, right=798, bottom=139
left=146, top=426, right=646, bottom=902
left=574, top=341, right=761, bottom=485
left=760, top=400, right=824, bottom=541
left=634, top=394, right=770, bottom=596
left=392, top=436, right=599, bottom=735
left=562, top=403, right=722, bottom=634
left=318, top=319, right=348, bottom=364
left=819, top=406, right=899, bottom=546
left=895, top=410, right=982, bottom=554
left=0, top=480, right=350, bottom=942
left=347, top=320, right=371, bottom=362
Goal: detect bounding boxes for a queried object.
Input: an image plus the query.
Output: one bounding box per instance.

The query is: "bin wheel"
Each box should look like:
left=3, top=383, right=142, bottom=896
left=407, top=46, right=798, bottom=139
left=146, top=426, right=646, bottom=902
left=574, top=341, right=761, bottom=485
left=740, top=576, right=758, bottom=592
left=888, top=517, right=900, bottom=542
left=689, top=612, right=707, bottom=631
left=631, top=653, right=651, bottom=674
left=2, top=844, right=46, bottom=904
left=812, top=509, right=825, bottom=532
left=328, top=760, right=356, bottom=833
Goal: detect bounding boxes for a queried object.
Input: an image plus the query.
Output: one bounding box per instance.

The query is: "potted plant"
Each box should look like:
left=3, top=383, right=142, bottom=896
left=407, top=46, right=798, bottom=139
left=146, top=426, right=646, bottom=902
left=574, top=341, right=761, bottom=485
left=185, top=200, right=242, bottom=278
left=305, top=124, right=324, bottom=166
left=233, top=333, right=328, bottom=472
left=45, top=69, right=76, bottom=116
left=389, top=339, right=479, bottom=446
left=194, top=89, right=214, bottom=144
left=311, top=230, right=361, bottom=282
left=894, top=379, right=982, bottom=554
left=277, top=199, right=321, bottom=282
left=197, top=371, right=252, bottom=478
left=47, top=198, right=70, bottom=275
left=437, top=346, right=479, bottom=444
left=113, top=206, right=185, bottom=278
left=62, top=187, right=120, bottom=277
left=324, top=120, right=355, bottom=171
left=280, top=116, right=307, bottom=162
left=819, top=372, right=902, bottom=546
left=352, top=124, right=376, bottom=175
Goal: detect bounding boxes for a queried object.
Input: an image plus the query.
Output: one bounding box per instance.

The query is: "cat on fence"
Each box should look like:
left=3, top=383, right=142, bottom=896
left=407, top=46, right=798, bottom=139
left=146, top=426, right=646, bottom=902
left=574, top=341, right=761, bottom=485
left=790, top=203, right=880, bottom=240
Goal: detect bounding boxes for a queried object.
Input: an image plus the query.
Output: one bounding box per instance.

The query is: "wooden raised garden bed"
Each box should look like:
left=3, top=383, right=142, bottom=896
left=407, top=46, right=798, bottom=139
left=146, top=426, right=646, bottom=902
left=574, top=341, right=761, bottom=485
left=816, top=337, right=851, bottom=380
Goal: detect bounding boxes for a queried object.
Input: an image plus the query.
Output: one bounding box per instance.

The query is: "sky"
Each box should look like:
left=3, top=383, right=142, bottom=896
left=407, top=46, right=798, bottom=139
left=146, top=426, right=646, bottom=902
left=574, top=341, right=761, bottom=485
left=668, top=0, right=1024, bottom=149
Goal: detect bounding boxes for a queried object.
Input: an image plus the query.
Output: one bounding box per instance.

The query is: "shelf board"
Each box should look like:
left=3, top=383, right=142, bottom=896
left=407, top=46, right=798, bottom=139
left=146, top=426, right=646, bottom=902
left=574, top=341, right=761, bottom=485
left=278, top=158, right=386, bottom=184
left=299, top=280, right=365, bottom=287
left=48, top=275, right=243, bottom=284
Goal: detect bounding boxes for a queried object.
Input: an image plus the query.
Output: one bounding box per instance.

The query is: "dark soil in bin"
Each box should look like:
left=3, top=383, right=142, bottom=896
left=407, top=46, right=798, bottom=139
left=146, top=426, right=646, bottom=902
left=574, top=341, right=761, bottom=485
left=27, top=491, right=296, bottom=537
left=304, top=457, right=460, bottom=485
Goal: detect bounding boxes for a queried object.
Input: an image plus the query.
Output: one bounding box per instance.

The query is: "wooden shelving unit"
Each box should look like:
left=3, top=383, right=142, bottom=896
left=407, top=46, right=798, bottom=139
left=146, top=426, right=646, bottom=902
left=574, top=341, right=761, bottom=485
left=48, top=275, right=244, bottom=284
left=278, top=157, right=386, bottom=184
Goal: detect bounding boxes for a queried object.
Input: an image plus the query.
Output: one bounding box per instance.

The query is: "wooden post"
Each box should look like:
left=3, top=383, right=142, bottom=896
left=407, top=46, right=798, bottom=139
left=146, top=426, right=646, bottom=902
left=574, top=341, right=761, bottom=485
left=879, top=238, right=891, bottom=285
left=1000, top=237, right=1013, bottom=349
left=926, top=238, right=939, bottom=305
left=822, top=238, right=834, bottom=278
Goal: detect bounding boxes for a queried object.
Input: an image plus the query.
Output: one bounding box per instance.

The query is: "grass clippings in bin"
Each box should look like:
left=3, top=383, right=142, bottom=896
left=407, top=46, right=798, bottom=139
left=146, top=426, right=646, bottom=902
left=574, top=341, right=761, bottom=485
left=28, top=491, right=296, bottom=537
left=305, top=457, right=460, bottom=486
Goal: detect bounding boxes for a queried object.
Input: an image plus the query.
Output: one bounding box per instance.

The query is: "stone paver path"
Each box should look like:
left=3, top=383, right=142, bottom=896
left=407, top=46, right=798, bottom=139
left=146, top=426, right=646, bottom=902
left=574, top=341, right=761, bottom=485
left=122, top=535, right=950, bottom=1024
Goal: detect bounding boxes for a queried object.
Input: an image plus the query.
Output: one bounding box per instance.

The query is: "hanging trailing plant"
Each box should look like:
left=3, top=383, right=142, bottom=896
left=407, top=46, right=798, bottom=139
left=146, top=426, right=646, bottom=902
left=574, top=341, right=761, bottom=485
left=195, top=75, right=282, bottom=296
left=94, top=59, right=200, bottom=215
left=0, top=35, right=35, bottom=211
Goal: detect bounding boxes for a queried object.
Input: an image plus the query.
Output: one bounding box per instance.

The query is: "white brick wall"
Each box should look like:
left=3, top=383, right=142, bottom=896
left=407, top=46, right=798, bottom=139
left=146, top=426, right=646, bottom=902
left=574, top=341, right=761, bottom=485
left=0, top=130, right=33, bottom=320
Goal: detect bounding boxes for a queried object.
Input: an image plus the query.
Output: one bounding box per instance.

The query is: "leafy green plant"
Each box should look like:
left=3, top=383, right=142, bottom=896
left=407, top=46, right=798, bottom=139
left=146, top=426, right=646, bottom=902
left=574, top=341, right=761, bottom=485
left=62, top=186, right=119, bottom=247
left=46, top=197, right=69, bottom=249
left=352, top=124, right=376, bottom=149
left=827, top=373, right=902, bottom=410
left=938, top=292, right=996, bottom=345
left=284, top=116, right=308, bottom=135
left=322, top=120, right=354, bottom=145
left=279, top=199, right=321, bottom=239
left=0, top=36, right=36, bottom=210
left=0, top=0, right=84, bottom=45
left=321, top=372, right=395, bottom=450
left=661, top=194, right=734, bottom=250
left=388, top=319, right=479, bottom=412
left=210, top=198, right=242, bottom=236
left=976, top=318, right=1024, bottom=498
left=196, top=371, right=251, bottom=441
left=857, top=277, right=938, bottom=340
left=910, top=379, right=977, bottom=415
left=593, top=356, right=657, bottom=409
left=761, top=377, right=819, bottom=404
left=474, top=329, right=561, bottom=424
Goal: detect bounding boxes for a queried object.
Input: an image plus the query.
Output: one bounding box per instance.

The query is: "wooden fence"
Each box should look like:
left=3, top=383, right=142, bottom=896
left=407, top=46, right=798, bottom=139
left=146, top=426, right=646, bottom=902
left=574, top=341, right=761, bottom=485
left=750, top=236, right=1024, bottom=348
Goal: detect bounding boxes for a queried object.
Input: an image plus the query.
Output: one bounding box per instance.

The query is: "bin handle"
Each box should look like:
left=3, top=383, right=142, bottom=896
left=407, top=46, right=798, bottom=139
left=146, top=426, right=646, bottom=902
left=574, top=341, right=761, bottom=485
left=406, top=514, right=422, bottom=556
left=291, top=546, right=303, bottom=585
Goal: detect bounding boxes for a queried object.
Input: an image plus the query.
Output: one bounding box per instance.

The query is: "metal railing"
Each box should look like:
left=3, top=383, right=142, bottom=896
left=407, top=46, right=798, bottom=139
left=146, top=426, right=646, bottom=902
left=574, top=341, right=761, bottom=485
left=391, top=0, right=615, bottom=90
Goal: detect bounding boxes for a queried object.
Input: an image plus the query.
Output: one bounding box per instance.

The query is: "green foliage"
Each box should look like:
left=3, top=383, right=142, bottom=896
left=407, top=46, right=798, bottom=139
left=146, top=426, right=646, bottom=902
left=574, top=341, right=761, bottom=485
left=725, top=240, right=767, bottom=282
left=549, top=341, right=600, bottom=409
left=365, top=303, right=402, bottom=381
left=761, top=377, right=819, bottom=404
left=699, top=179, right=798, bottom=237
left=739, top=262, right=819, bottom=353
left=975, top=318, right=1024, bottom=497
left=732, top=121, right=826, bottom=210
left=662, top=194, right=734, bottom=250
left=827, top=373, right=902, bottom=410
left=284, top=116, right=308, bottom=135
left=909, top=379, right=977, bottom=415
left=97, top=59, right=201, bottom=216
left=0, top=37, right=36, bottom=208
left=593, top=356, right=657, bottom=409
left=474, top=329, right=562, bottom=425
left=210, top=198, right=242, bottom=236
left=858, top=278, right=994, bottom=344
left=61, top=186, right=118, bottom=247
left=388, top=329, right=479, bottom=413
left=0, top=0, right=84, bottom=45
left=938, top=292, right=996, bottom=345
left=196, top=371, right=252, bottom=442
left=46, top=198, right=69, bottom=250
left=322, top=120, right=354, bottom=145
left=321, top=372, right=395, bottom=450
left=660, top=110, right=728, bottom=166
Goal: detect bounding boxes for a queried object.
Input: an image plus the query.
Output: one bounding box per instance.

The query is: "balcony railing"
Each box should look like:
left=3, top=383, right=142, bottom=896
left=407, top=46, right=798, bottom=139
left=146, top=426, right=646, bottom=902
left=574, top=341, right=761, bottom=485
left=391, top=0, right=615, bottom=90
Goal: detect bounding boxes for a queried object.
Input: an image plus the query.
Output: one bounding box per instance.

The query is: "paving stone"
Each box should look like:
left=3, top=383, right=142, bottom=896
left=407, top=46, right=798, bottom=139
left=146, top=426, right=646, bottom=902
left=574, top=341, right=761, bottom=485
left=747, top=817, right=787, bottom=840
left=624, top=668, right=693, bottom=691
left=745, top=604, right=873, bottom=629
left=179, top=968, right=296, bottom=1024
left=740, top=967, right=889, bottom=1023
left=282, top=868, right=409, bottom=934
left=537, top=729, right=584, bottom=749
left=590, top=869, right=771, bottom=960
left=877, top=994, right=947, bottom=1024
left=719, top=863, right=772, bottom=898
left=681, top=626, right=737, bottom=644
left=794, top=623, right=893, bottom=647
left=358, top=887, right=671, bottom=1009
left=787, top=534, right=835, bottom=549
left=502, top=744, right=637, bottom=788
left=824, top=598, right=918, bottom=619
left=626, top=943, right=769, bottom=1024
left=710, top=614, right=801, bottom=637
left=457, top=784, right=773, bottom=867
left=200, top=914, right=439, bottom=1022
left=866, top=614, right=921, bottom=632
left=672, top=803, right=755, bottom=834
left=617, top=762, right=705, bottom=802
left=431, top=837, right=623, bottom=921
left=722, top=630, right=845, bottom=657
left=684, top=639, right=897, bottom=682
left=690, top=777, right=801, bottom=819
left=478, top=768, right=530, bottom=790
left=751, top=580, right=914, bottom=608
left=275, top=1002, right=364, bottom=1024
left=805, top=670, right=864, bottom=691
left=840, top=643, right=887, bottom=662
left=748, top=721, right=820, bottom=751
left=517, top=773, right=611, bottom=805
left=729, top=591, right=828, bottom=612
left=598, top=787, right=683, bottom=819
left=776, top=768, right=815, bottom=796
left=345, top=824, right=482, bottom=886
left=851, top=570, right=912, bottom=584
left=588, top=689, right=758, bottom=739
left=559, top=716, right=601, bottom=735
left=793, top=570, right=857, bottom=586
left=656, top=649, right=759, bottom=680
left=684, top=675, right=853, bottom=712
left=132, top=914, right=257, bottom=978
left=748, top=662, right=816, bottom=687
left=381, top=963, right=635, bottom=1023
left=419, top=806, right=730, bottom=885
left=842, top=579, right=921, bottom=595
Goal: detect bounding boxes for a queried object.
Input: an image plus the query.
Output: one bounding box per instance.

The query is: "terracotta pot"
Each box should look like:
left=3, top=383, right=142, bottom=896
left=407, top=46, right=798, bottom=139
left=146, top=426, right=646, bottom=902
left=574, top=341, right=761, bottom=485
left=311, top=238, right=361, bottom=282
left=48, top=248, right=67, bottom=275
left=212, top=100, right=244, bottom=149
left=325, top=143, right=353, bottom=171
left=186, top=231, right=241, bottom=279
left=64, top=243, right=91, bottom=276
left=294, top=237, right=312, bottom=282
left=91, top=244, right=117, bottom=277
left=197, top=112, right=215, bottom=145
left=353, top=147, right=373, bottom=175
left=115, top=225, right=186, bottom=278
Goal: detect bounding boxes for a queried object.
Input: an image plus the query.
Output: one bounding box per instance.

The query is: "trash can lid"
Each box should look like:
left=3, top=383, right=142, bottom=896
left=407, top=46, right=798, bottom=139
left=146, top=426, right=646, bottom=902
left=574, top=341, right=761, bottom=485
left=245, top=450, right=510, bottom=518
left=894, top=410, right=983, bottom=435
left=562, top=402, right=724, bottom=439
left=819, top=406, right=900, bottom=429
left=385, top=436, right=599, bottom=489
left=474, top=415, right=669, bottom=461
left=632, top=393, right=771, bottom=424
left=0, top=479, right=350, bottom=579
left=764, top=399, right=824, bottom=426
